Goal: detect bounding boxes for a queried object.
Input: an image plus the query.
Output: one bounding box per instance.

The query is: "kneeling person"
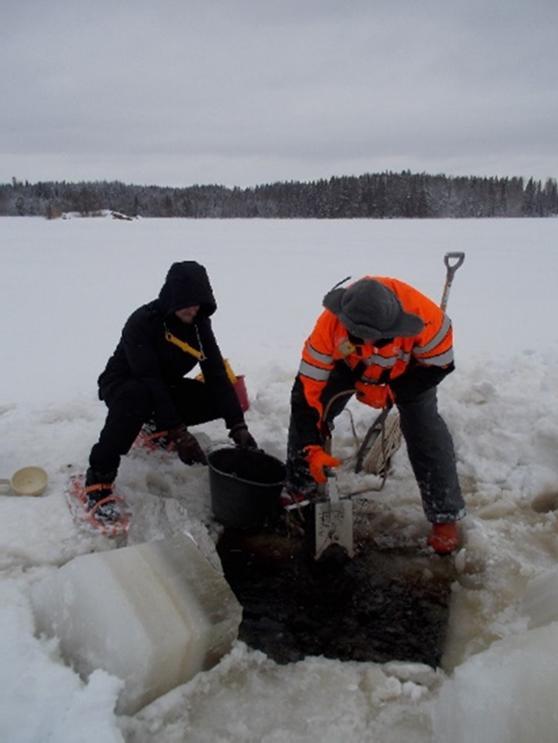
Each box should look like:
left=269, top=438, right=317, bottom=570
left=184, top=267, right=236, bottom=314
left=86, top=260, right=256, bottom=520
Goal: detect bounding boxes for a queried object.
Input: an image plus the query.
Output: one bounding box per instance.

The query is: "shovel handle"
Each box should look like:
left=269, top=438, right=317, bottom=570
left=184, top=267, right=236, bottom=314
left=441, top=252, right=465, bottom=311
left=444, top=251, right=465, bottom=274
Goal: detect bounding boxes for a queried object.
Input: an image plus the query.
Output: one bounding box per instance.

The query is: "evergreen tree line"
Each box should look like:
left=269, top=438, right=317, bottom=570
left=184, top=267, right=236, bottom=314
left=1, top=171, right=557, bottom=219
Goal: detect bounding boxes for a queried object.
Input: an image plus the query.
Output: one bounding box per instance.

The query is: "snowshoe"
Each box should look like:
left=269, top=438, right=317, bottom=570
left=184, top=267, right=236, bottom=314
left=67, top=474, right=131, bottom=537
left=133, top=422, right=176, bottom=454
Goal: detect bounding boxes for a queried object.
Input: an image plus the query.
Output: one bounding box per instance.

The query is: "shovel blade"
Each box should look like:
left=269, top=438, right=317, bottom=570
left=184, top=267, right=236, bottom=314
left=315, top=500, right=354, bottom=559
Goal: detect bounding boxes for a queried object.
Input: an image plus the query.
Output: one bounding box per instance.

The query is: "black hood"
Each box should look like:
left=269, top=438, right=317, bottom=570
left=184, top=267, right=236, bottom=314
left=158, top=261, right=217, bottom=317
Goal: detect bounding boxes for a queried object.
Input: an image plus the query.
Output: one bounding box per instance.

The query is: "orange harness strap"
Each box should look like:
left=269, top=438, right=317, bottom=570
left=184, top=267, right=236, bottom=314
left=84, top=483, right=114, bottom=494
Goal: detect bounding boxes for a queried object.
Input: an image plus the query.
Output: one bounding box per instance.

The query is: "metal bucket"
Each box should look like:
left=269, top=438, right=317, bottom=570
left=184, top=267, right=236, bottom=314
left=208, top=447, right=285, bottom=529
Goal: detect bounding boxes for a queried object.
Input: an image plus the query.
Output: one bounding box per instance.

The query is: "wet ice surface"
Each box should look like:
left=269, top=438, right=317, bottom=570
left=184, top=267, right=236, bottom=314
left=218, top=519, right=455, bottom=668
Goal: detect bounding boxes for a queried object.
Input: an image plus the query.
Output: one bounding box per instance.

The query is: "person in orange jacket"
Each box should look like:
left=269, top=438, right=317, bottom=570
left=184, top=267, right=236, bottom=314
left=284, top=275, right=465, bottom=554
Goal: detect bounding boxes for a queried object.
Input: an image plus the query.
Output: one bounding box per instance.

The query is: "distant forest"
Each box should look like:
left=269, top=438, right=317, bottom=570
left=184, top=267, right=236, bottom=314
left=1, top=171, right=557, bottom=218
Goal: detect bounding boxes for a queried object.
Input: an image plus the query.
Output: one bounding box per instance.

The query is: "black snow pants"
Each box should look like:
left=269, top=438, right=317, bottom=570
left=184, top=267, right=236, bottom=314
left=89, top=378, right=223, bottom=476
left=286, top=366, right=465, bottom=524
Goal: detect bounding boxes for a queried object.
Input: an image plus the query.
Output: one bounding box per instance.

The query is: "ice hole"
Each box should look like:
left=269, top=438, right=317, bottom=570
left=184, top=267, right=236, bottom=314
left=217, top=527, right=454, bottom=667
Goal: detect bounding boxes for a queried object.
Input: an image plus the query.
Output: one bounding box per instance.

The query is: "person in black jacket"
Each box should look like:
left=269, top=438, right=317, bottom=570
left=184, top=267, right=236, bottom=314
left=85, top=260, right=256, bottom=520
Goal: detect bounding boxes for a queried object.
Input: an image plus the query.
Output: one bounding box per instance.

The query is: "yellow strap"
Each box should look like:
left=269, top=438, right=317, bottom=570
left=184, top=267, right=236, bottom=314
left=164, top=330, right=206, bottom=361
left=196, top=358, right=238, bottom=384
left=223, top=358, right=238, bottom=383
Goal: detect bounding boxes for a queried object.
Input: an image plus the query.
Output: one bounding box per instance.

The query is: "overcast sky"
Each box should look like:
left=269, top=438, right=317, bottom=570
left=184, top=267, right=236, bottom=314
left=2, top=0, right=557, bottom=187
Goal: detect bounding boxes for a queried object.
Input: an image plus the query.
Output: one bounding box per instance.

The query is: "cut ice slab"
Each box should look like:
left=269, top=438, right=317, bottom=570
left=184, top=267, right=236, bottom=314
left=432, top=622, right=558, bottom=743
left=30, top=534, right=242, bottom=715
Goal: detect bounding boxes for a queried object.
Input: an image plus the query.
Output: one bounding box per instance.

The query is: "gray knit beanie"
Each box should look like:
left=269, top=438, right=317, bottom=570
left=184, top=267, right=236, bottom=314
left=323, top=278, right=424, bottom=340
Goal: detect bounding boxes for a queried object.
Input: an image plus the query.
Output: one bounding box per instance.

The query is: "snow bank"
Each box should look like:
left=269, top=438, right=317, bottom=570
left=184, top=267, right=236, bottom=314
left=433, top=623, right=558, bottom=743
left=0, top=581, right=123, bottom=743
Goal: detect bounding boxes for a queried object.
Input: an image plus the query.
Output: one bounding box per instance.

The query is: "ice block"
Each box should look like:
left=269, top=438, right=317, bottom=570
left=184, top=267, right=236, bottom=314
left=31, top=534, right=242, bottom=714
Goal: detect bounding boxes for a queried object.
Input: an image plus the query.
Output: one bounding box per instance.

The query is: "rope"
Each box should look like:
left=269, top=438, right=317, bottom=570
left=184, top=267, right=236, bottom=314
left=321, top=389, right=390, bottom=498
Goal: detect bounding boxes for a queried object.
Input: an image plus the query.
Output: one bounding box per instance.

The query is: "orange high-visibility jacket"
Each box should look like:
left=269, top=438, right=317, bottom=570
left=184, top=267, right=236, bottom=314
left=297, top=276, right=453, bottom=423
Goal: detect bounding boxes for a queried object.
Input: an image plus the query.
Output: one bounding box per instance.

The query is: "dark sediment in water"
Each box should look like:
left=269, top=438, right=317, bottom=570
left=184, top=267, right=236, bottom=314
left=217, top=526, right=454, bottom=667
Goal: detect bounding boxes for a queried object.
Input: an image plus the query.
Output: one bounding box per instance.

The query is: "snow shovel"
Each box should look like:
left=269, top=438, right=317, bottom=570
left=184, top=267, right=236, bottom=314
left=314, top=439, right=354, bottom=560
left=356, top=252, right=465, bottom=475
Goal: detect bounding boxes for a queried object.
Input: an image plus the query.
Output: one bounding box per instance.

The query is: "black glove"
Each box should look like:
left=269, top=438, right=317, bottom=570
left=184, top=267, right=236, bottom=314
left=168, top=424, right=207, bottom=465
left=228, top=423, right=258, bottom=449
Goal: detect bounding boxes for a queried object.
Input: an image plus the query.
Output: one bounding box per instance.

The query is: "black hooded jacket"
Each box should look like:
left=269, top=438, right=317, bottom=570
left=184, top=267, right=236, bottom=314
left=97, top=261, right=244, bottom=430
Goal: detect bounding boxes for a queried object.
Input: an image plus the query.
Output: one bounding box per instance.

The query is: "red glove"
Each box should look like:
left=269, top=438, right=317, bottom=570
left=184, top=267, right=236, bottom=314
left=304, top=445, right=342, bottom=484
left=355, top=382, right=393, bottom=409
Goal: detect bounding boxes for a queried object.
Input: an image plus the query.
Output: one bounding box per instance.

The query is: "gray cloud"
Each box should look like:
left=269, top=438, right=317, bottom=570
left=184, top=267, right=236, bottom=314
left=2, top=0, right=557, bottom=186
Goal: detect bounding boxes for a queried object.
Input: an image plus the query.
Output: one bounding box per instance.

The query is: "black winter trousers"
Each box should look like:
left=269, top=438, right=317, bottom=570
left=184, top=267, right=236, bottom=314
left=89, top=378, right=223, bottom=476
left=286, top=370, right=465, bottom=523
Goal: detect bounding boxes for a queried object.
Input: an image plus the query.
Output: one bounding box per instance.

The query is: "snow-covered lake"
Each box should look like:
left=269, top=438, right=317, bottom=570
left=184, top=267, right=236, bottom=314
left=1, top=216, right=558, bottom=743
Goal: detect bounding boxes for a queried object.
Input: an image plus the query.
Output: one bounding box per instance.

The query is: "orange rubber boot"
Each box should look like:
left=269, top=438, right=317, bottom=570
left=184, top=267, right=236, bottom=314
left=428, top=522, right=460, bottom=554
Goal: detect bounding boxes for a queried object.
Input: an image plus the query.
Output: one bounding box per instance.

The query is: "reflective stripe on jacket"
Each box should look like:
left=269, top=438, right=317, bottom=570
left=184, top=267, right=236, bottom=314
left=297, top=276, right=453, bottom=421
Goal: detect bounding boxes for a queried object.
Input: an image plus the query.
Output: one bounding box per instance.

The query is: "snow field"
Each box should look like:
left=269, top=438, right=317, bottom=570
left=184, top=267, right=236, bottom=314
left=1, top=216, right=558, bottom=742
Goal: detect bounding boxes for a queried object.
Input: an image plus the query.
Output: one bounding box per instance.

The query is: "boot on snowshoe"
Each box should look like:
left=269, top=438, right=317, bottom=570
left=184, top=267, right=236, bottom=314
left=85, top=468, right=120, bottom=522
left=134, top=420, right=176, bottom=452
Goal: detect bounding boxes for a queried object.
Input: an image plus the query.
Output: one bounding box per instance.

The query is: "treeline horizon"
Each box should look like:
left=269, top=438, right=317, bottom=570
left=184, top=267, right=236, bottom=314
left=1, top=170, right=557, bottom=219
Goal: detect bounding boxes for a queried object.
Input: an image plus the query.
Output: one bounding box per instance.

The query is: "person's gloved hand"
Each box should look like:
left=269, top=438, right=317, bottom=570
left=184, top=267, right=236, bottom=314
left=168, top=424, right=207, bottom=465
left=304, top=444, right=342, bottom=484
left=229, top=423, right=258, bottom=449
left=355, top=382, right=393, bottom=409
